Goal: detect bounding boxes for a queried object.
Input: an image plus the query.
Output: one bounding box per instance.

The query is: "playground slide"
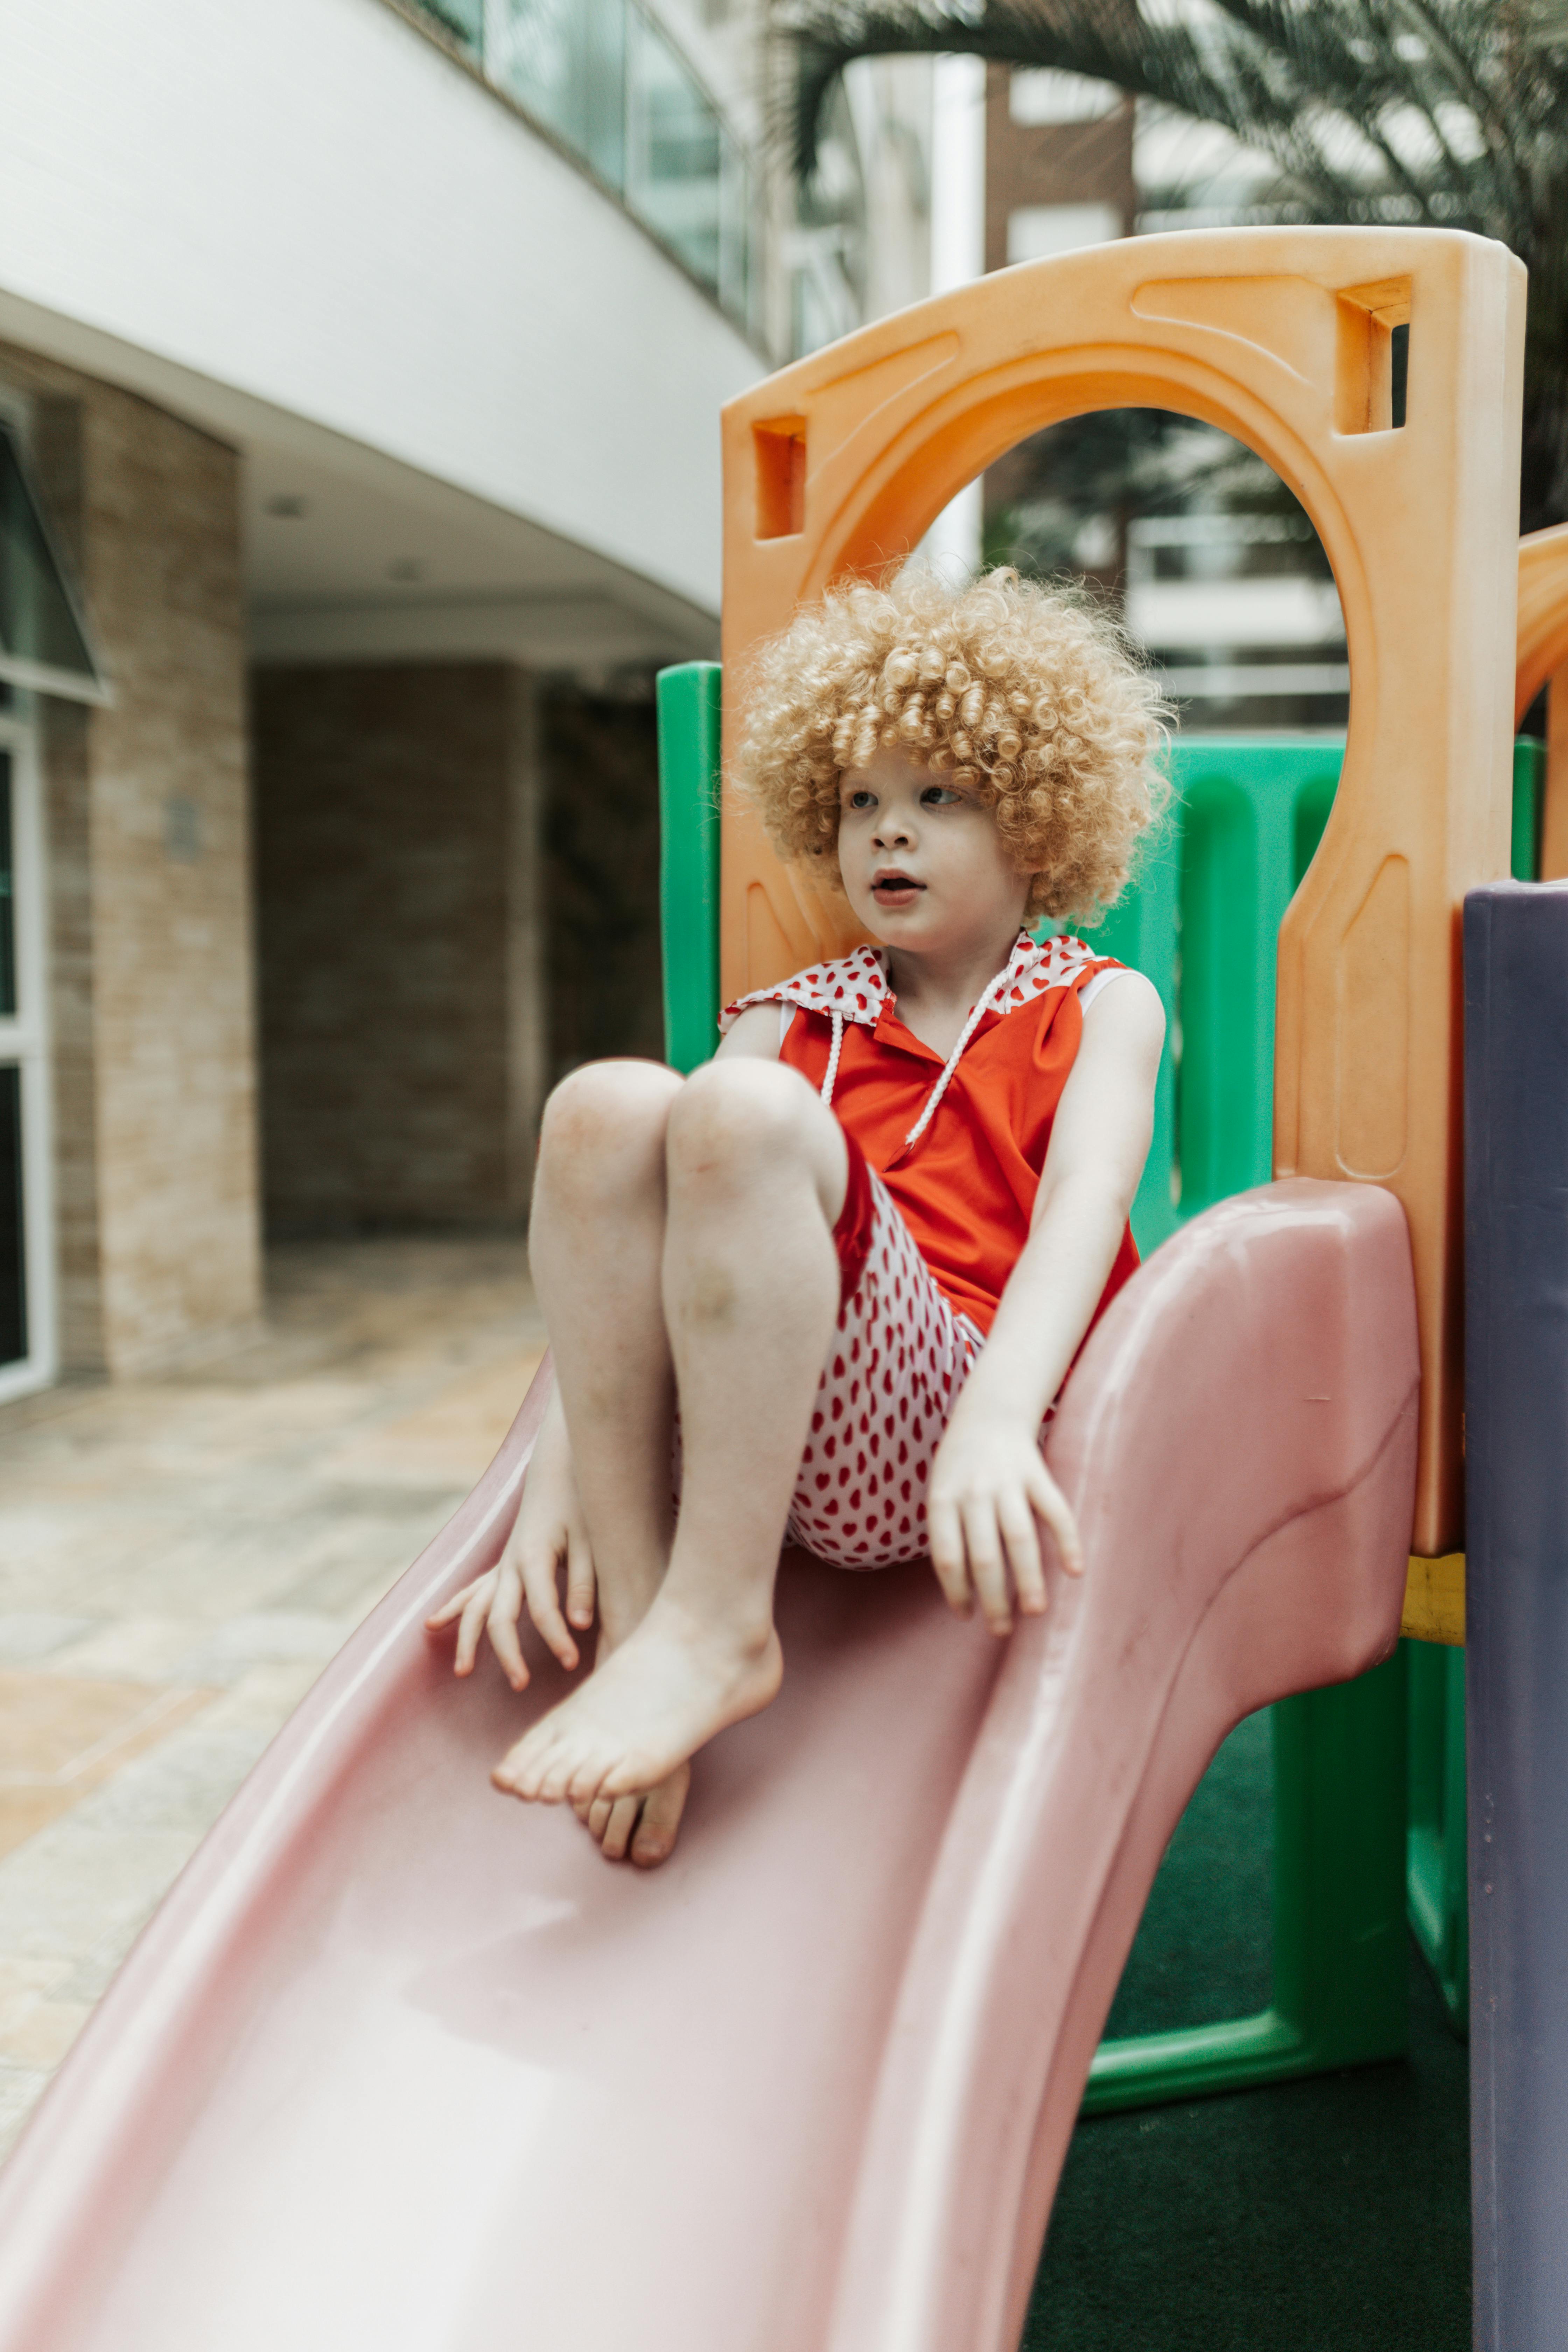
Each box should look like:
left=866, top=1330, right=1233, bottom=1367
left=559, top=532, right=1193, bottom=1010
left=0, top=1178, right=1417, bottom=2352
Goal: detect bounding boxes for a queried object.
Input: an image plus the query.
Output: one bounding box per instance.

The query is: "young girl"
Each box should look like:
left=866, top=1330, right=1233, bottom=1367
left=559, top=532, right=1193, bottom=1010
left=429, top=566, right=1167, bottom=1868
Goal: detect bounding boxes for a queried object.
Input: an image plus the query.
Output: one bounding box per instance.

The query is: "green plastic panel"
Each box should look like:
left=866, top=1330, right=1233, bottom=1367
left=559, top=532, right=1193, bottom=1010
left=1087, top=1654, right=1409, bottom=2110
left=656, top=663, right=722, bottom=1074
left=1512, top=734, right=1545, bottom=886
left=1086, top=737, right=1409, bottom=2113
left=1407, top=1640, right=1469, bottom=2032
left=1092, top=737, right=1344, bottom=1259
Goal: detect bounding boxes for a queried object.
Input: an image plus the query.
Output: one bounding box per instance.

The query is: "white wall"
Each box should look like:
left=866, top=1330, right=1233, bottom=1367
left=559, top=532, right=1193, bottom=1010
left=0, top=0, right=764, bottom=618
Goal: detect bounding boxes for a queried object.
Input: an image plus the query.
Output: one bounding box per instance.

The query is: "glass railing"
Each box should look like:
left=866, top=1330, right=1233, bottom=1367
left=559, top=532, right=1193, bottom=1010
left=412, top=0, right=756, bottom=337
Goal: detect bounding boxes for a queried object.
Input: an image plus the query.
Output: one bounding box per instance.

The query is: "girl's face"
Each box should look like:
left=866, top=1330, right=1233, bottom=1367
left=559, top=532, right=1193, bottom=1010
left=836, top=745, right=1035, bottom=955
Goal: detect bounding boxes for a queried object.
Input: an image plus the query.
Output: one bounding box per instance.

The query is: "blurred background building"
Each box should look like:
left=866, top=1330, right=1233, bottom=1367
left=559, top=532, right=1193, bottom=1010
left=0, top=0, right=940, bottom=1406
left=980, top=64, right=1351, bottom=735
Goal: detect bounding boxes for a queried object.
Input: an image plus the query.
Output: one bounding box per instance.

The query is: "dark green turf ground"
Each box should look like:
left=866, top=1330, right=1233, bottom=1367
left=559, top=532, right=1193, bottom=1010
left=1023, top=1709, right=1470, bottom=2350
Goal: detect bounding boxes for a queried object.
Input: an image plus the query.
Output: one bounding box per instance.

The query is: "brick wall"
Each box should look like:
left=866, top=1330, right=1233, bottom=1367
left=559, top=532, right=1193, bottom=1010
left=3, top=342, right=261, bottom=1376
left=253, top=663, right=546, bottom=1231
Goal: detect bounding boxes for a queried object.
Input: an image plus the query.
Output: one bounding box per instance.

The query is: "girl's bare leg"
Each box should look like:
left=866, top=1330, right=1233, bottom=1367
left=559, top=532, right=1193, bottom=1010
left=530, top=1059, right=682, bottom=1634
left=526, top=1058, right=691, bottom=1863
left=494, top=1058, right=847, bottom=1810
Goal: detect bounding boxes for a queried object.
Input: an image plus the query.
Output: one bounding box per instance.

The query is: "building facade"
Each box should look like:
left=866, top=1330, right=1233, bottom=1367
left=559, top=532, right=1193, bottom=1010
left=0, top=0, right=939, bottom=1400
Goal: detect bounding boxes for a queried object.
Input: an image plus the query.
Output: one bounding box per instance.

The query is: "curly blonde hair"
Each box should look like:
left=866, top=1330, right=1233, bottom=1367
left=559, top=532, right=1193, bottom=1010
left=733, top=565, right=1169, bottom=924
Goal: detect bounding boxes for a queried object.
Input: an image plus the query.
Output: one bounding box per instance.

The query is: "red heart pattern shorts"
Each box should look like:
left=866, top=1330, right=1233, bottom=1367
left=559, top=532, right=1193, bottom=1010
left=784, top=1140, right=984, bottom=1569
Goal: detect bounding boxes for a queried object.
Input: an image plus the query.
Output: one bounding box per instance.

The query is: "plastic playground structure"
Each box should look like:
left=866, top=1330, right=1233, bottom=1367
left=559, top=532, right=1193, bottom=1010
left=0, top=225, right=1563, bottom=2351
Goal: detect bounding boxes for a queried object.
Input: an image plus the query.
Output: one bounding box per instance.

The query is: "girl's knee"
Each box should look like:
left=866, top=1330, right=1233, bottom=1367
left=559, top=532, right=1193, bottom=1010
left=665, top=1058, right=824, bottom=1187
left=538, top=1060, right=681, bottom=1175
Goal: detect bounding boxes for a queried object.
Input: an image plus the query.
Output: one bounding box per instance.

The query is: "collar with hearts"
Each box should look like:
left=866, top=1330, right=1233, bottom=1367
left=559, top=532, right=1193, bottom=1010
left=719, top=930, right=1103, bottom=1036
left=720, top=931, right=1113, bottom=1153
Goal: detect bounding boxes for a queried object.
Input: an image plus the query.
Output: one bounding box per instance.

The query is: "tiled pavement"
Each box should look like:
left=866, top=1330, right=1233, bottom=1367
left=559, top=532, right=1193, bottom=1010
left=0, top=1236, right=543, bottom=2161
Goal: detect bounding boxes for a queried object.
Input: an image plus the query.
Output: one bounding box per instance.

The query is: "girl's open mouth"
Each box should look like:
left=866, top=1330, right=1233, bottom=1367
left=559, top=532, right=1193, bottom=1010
left=871, top=872, right=924, bottom=906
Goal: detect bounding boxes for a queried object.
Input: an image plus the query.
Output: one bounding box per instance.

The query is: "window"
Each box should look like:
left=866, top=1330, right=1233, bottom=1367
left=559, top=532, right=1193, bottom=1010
left=409, top=0, right=757, bottom=337
left=626, top=11, right=723, bottom=290
left=0, top=422, right=106, bottom=705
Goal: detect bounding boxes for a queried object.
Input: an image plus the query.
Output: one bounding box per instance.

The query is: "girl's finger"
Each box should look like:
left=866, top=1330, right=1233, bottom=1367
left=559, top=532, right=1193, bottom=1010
left=565, top=1534, right=597, bottom=1632
left=997, top=1491, right=1046, bottom=1614
left=425, top=1574, right=486, bottom=1632
left=926, top=1496, right=973, bottom=1617
left=486, top=1572, right=531, bottom=1692
left=1028, top=1461, right=1084, bottom=1576
left=520, top=1542, right=580, bottom=1671
left=454, top=1579, right=497, bottom=1676
left=961, top=1499, right=1013, bottom=1636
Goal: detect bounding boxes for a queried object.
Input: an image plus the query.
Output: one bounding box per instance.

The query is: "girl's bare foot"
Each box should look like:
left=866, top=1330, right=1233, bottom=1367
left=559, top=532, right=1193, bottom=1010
left=564, top=1622, right=689, bottom=1867
left=572, top=1763, right=691, bottom=1867
left=492, top=1597, right=782, bottom=1809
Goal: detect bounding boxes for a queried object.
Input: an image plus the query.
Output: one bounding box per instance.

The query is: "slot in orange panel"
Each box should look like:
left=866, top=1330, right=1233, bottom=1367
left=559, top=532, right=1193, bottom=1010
left=752, top=419, right=807, bottom=540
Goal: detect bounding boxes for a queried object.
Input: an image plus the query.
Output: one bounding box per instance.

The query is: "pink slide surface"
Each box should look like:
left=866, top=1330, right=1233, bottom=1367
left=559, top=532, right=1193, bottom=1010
left=0, top=1178, right=1417, bottom=2352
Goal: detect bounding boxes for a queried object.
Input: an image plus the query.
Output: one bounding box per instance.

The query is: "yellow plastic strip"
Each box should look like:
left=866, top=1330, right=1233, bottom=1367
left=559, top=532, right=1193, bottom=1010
left=1402, top=1552, right=1465, bottom=1646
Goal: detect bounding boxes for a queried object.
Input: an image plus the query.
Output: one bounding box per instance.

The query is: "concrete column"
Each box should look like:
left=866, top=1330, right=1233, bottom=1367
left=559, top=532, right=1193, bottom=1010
left=4, top=343, right=261, bottom=1377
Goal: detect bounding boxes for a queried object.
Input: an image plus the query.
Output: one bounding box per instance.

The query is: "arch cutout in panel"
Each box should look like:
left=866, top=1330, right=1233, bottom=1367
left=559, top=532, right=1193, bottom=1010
left=720, top=228, right=1525, bottom=1555
left=1516, top=520, right=1568, bottom=724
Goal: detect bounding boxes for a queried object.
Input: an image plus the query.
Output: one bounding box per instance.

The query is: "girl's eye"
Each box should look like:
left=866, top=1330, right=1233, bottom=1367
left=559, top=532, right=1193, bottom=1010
left=847, top=789, right=876, bottom=810
left=920, top=785, right=961, bottom=807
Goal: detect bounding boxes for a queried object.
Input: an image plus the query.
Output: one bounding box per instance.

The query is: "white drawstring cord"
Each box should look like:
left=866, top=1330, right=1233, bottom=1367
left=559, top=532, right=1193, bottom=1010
left=815, top=936, right=1051, bottom=1145
left=820, top=1009, right=845, bottom=1110
left=901, top=940, right=1047, bottom=1153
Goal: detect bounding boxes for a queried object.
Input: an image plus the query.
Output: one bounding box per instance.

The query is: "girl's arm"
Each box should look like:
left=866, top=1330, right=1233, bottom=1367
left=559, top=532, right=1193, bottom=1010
left=926, top=972, right=1166, bottom=1634
left=714, top=1001, right=786, bottom=1061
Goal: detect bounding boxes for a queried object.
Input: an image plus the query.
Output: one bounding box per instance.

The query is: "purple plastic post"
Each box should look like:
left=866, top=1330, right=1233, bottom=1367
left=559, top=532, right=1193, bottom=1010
left=1465, top=880, right=1568, bottom=2349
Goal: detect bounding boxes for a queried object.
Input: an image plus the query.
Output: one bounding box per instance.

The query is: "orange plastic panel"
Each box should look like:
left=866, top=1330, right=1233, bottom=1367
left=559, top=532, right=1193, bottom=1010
left=720, top=229, right=1524, bottom=1556
left=1544, top=671, right=1568, bottom=882
left=1515, top=521, right=1568, bottom=725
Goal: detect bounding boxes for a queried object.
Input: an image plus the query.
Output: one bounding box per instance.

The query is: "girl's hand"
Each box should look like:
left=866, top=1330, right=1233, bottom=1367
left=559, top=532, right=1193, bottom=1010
left=425, top=1395, right=596, bottom=1689
left=926, top=1413, right=1082, bottom=1636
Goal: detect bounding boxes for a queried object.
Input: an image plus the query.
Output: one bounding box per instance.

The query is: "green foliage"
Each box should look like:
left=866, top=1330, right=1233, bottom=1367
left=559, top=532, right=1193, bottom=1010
left=785, top=0, right=1568, bottom=527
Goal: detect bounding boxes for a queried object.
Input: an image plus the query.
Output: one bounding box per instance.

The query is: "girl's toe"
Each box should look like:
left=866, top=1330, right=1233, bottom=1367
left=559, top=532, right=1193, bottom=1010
left=600, top=1795, right=640, bottom=1862
left=630, top=1770, right=689, bottom=1868
left=543, top=1751, right=592, bottom=1805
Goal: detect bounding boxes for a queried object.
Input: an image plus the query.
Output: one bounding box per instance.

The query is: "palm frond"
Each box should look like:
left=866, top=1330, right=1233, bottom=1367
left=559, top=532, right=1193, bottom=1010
left=781, top=0, right=1568, bottom=523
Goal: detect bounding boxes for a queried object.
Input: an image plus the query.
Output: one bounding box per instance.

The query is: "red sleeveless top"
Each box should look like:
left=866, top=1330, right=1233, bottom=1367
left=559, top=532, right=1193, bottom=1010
left=722, top=932, right=1141, bottom=1339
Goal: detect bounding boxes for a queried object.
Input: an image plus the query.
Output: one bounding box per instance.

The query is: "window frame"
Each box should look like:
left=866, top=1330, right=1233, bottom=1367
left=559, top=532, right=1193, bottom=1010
left=0, top=703, right=58, bottom=1404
